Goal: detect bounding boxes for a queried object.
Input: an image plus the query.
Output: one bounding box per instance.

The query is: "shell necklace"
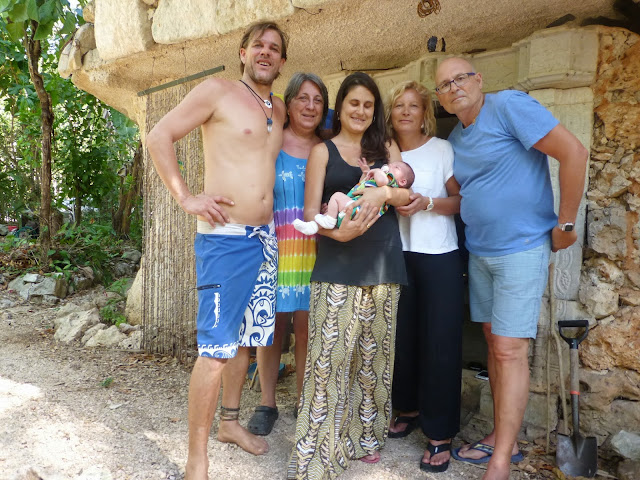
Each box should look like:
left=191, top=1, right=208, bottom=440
left=240, top=80, right=273, bottom=133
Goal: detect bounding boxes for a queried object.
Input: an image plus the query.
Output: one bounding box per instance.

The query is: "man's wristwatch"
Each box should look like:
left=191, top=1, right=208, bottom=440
left=425, top=196, right=434, bottom=211
left=558, top=222, right=575, bottom=232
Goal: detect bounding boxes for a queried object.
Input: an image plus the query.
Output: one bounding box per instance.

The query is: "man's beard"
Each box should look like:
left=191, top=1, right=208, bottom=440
left=246, top=62, right=280, bottom=86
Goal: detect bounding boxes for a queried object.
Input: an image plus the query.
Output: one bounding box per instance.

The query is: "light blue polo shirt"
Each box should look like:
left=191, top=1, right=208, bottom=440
left=449, top=90, right=559, bottom=256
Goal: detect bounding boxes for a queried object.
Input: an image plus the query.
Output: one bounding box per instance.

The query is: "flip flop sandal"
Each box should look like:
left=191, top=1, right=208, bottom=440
left=420, top=441, right=451, bottom=473
left=247, top=405, right=279, bottom=436
left=388, top=415, right=419, bottom=439
left=451, top=441, right=525, bottom=464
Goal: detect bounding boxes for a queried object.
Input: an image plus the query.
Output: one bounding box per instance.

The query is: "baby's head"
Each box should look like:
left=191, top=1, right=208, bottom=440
left=388, top=162, right=415, bottom=188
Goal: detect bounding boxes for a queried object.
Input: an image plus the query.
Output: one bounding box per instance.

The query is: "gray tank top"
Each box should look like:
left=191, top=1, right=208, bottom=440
left=310, top=140, right=407, bottom=286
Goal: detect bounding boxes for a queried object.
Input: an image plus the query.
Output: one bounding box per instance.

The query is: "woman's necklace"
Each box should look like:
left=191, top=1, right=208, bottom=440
left=240, top=80, right=273, bottom=133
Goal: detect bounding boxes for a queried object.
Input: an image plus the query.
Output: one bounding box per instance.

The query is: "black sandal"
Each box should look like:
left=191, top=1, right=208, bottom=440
left=420, top=441, right=451, bottom=473
left=247, top=405, right=279, bottom=436
left=388, top=415, right=419, bottom=439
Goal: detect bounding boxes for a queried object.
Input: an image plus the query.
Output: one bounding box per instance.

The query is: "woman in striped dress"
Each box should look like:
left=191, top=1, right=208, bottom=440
left=248, top=73, right=329, bottom=436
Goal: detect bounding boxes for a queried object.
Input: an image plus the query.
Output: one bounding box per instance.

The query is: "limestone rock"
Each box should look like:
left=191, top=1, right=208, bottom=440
left=82, top=1, right=95, bottom=23
left=140, top=0, right=157, bottom=6
left=121, top=249, right=142, bottom=264
left=292, top=0, right=331, bottom=6
left=588, top=257, right=625, bottom=286
left=611, top=430, right=640, bottom=461
left=85, top=325, right=127, bottom=347
left=152, top=0, right=219, bottom=44
left=125, top=268, right=142, bottom=326
left=629, top=271, right=640, bottom=288
left=95, top=0, right=154, bottom=62
left=581, top=368, right=640, bottom=411
left=581, top=307, right=640, bottom=372
left=54, top=308, right=101, bottom=343
left=71, top=266, right=95, bottom=291
left=119, top=329, right=142, bottom=350
left=618, top=459, right=640, bottom=480
left=8, top=274, right=67, bottom=302
left=0, top=224, right=9, bottom=235
left=587, top=206, right=628, bottom=260
left=620, top=287, right=640, bottom=306
left=578, top=273, right=619, bottom=319
left=215, top=0, right=294, bottom=35
left=117, top=322, right=139, bottom=334
left=81, top=322, right=107, bottom=344
left=30, top=275, right=68, bottom=300
left=580, top=399, right=640, bottom=442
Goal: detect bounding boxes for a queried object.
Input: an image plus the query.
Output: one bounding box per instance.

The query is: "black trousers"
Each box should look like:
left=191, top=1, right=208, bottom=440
left=392, top=250, right=465, bottom=440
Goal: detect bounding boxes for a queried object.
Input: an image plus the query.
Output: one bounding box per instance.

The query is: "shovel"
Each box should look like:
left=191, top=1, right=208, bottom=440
left=556, top=320, right=597, bottom=477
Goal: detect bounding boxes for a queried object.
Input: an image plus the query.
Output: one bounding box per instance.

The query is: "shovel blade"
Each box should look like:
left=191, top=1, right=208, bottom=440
left=557, top=433, right=598, bottom=478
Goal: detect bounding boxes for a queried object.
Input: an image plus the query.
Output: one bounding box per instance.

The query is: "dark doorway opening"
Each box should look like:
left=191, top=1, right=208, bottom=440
left=434, top=104, right=488, bottom=372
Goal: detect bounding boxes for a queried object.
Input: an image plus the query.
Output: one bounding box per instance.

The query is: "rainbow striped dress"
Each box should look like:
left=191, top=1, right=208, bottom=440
left=273, top=150, right=317, bottom=312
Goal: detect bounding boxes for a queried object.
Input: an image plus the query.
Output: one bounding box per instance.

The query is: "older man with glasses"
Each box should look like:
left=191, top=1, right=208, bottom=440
left=434, top=57, right=588, bottom=480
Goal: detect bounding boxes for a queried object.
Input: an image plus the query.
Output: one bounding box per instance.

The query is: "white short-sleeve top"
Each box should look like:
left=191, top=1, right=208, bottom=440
left=397, top=137, right=459, bottom=254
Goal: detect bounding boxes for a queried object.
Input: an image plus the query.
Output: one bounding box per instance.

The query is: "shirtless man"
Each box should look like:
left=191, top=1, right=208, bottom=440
left=146, top=21, right=288, bottom=480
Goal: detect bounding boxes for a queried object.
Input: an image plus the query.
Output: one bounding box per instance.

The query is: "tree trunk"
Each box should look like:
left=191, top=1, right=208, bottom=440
left=114, top=141, right=143, bottom=236
left=25, top=25, right=54, bottom=264
left=74, top=176, right=82, bottom=226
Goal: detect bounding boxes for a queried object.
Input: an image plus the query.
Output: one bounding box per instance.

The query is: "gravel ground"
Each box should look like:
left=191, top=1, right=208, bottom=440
left=0, top=288, right=561, bottom=480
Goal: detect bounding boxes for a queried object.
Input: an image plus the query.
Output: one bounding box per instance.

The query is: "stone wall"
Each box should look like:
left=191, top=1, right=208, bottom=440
left=578, top=27, right=640, bottom=439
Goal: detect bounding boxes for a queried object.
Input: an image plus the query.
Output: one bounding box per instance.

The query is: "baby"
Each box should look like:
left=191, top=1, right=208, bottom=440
left=294, top=159, right=415, bottom=235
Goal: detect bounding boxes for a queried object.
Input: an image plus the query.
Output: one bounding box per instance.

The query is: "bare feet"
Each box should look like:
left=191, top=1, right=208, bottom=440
left=422, top=439, right=451, bottom=468
left=456, top=432, right=519, bottom=462
left=185, top=455, right=208, bottom=480
left=218, top=420, right=269, bottom=455
left=360, top=451, right=381, bottom=463
left=482, top=458, right=511, bottom=480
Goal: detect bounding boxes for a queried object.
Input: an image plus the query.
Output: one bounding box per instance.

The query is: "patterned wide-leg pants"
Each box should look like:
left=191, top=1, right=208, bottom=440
left=287, top=282, right=400, bottom=480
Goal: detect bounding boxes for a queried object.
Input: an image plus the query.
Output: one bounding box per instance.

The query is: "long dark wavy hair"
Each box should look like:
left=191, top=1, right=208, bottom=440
left=332, top=72, right=389, bottom=164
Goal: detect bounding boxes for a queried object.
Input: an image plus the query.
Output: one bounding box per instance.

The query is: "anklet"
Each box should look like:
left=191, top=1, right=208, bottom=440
left=220, top=406, right=240, bottom=422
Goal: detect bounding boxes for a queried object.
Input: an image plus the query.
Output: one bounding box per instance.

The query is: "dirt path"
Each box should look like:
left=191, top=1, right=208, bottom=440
left=0, top=289, right=554, bottom=480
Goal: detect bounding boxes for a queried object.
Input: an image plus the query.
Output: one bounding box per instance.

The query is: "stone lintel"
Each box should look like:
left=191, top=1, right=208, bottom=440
left=215, top=0, right=294, bottom=36
left=152, top=0, right=220, bottom=45
left=95, top=0, right=154, bottom=62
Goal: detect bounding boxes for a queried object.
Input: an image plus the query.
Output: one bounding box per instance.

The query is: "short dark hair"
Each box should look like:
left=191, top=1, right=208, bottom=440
left=332, top=72, right=389, bottom=163
left=283, top=72, right=329, bottom=138
left=239, top=21, right=288, bottom=74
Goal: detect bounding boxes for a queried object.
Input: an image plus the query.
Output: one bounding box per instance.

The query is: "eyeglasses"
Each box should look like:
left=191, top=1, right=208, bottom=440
left=435, top=72, right=476, bottom=94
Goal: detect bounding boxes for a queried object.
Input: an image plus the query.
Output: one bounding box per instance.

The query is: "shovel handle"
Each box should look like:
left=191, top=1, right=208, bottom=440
left=558, top=320, right=589, bottom=349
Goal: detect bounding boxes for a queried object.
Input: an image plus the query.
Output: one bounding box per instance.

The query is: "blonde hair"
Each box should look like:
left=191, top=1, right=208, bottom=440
left=385, top=81, right=437, bottom=139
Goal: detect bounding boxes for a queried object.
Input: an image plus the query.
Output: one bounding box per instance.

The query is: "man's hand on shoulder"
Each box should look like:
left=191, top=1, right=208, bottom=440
left=181, top=193, right=234, bottom=226
left=551, top=225, right=577, bottom=252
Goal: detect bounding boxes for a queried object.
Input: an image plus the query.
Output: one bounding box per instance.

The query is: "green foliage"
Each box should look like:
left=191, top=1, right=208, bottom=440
left=53, top=220, right=125, bottom=284
left=99, top=277, right=130, bottom=326
left=100, top=377, right=113, bottom=388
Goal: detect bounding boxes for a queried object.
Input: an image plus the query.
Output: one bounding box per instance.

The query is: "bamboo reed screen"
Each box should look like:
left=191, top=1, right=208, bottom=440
left=142, top=82, right=202, bottom=362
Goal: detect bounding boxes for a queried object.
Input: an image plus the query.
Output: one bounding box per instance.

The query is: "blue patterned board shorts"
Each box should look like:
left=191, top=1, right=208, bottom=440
left=194, top=221, right=278, bottom=358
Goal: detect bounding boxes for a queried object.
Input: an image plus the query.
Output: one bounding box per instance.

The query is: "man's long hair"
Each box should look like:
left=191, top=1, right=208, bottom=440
left=239, top=21, right=289, bottom=74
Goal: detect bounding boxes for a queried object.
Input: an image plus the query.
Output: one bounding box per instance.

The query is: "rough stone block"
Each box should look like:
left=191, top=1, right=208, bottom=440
left=579, top=274, right=619, bottom=319
left=85, top=325, right=127, bottom=347
left=516, top=28, right=598, bottom=90
left=618, top=459, right=640, bottom=480
left=152, top=0, right=219, bottom=44
left=83, top=1, right=95, bottom=23
left=581, top=306, right=640, bottom=372
left=95, top=0, right=154, bottom=61
left=291, top=0, right=332, bottom=7
left=118, top=329, right=142, bottom=350
left=480, top=385, right=558, bottom=429
left=54, top=308, right=101, bottom=343
left=611, top=430, right=640, bottom=461
left=81, top=323, right=107, bottom=344
left=215, top=0, right=294, bottom=36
